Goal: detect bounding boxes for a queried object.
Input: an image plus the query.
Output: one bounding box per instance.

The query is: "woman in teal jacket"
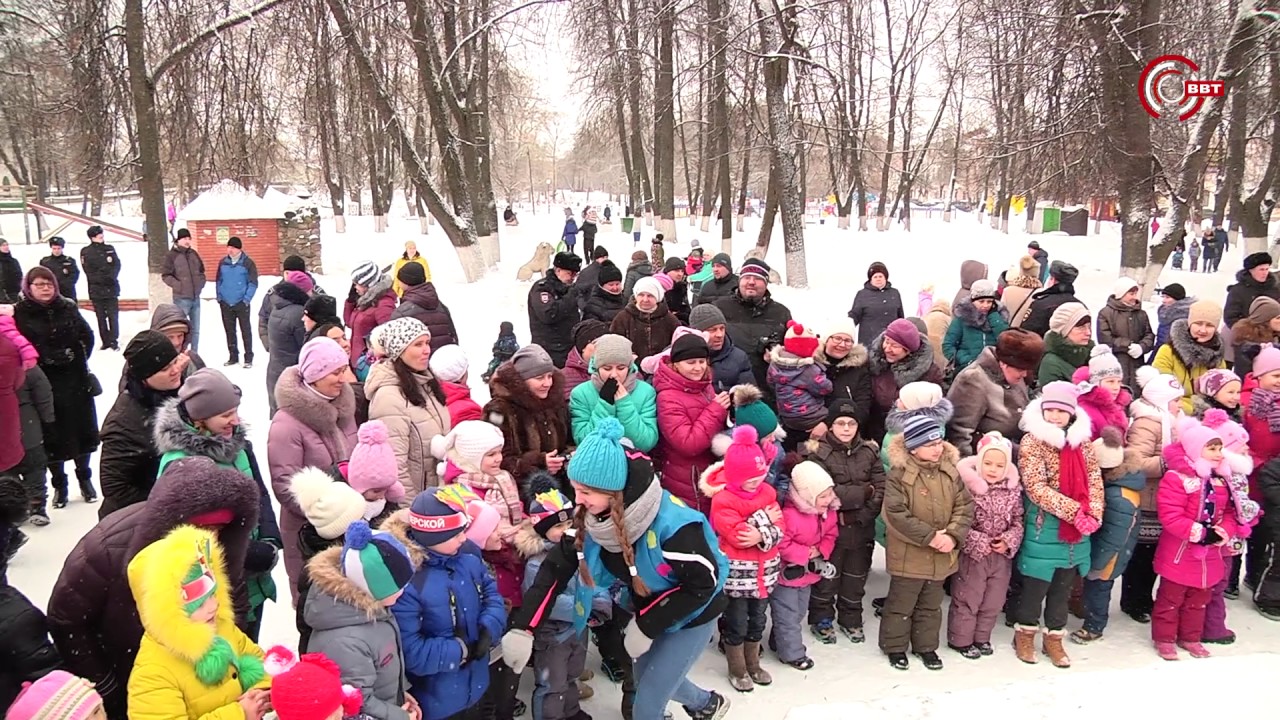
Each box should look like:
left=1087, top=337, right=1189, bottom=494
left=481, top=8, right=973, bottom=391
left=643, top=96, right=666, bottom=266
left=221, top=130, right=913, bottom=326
left=942, top=279, right=1009, bottom=373
left=569, top=333, right=659, bottom=452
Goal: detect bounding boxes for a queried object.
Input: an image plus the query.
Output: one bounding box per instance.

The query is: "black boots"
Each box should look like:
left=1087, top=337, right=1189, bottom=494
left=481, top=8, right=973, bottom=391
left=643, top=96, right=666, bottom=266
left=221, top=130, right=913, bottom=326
left=75, top=461, right=98, bottom=503
left=49, top=465, right=69, bottom=509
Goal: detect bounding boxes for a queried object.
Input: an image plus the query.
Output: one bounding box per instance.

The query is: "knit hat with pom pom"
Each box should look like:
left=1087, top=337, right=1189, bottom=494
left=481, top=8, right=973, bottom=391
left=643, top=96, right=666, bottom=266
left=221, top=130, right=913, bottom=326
left=782, top=320, right=819, bottom=359
left=1202, top=408, right=1249, bottom=454
left=1135, top=365, right=1184, bottom=408
left=788, top=461, right=837, bottom=513
left=1087, top=345, right=1123, bottom=382
left=430, top=420, right=505, bottom=474
left=898, top=381, right=943, bottom=411
left=289, top=467, right=367, bottom=540
left=5, top=670, right=103, bottom=720
left=723, top=425, right=770, bottom=491
left=347, top=420, right=405, bottom=502
left=568, top=417, right=628, bottom=492
left=272, top=653, right=363, bottom=720
left=340, top=520, right=414, bottom=602
left=1176, top=416, right=1222, bottom=462
left=527, top=471, right=575, bottom=538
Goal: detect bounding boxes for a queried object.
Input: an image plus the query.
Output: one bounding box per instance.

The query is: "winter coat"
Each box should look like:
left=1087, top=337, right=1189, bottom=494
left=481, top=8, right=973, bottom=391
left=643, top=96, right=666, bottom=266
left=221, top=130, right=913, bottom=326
left=622, top=260, right=653, bottom=298
left=943, top=298, right=1010, bottom=372
left=713, top=289, right=793, bottom=394
left=651, top=357, right=729, bottom=513
left=1154, top=443, right=1245, bottom=589
left=813, top=343, right=873, bottom=425
left=383, top=513, right=507, bottom=720
left=0, top=334, right=21, bottom=472
left=695, top=272, right=737, bottom=306
left=16, top=365, right=53, bottom=450
left=441, top=380, right=483, bottom=424
left=700, top=464, right=784, bottom=599
left=955, top=455, right=1023, bottom=562
left=710, top=335, right=756, bottom=394
left=609, top=300, right=682, bottom=361
left=304, top=547, right=410, bottom=720
left=0, top=582, right=61, bottom=711
left=126, top=526, right=268, bottom=720
left=1153, top=319, right=1227, bottom=413
left=1030, top=247, right=1050, bottom=285
left=562, top=347, right=590, bottom=399
left=766, top=347, right=832, bottom=427
left=563, top=219, right=580, bottom=244
left=392, top=283, right=459, bottom=351
left=776, top=502, right=839, bottom=588
left=946, top=348, right=1030, bottom=456
left=0, top=252, right=22, bottom=303
left=572, top=261, right=606, bottom=307
left=345, top=277, right=398, bottom=365
left=1119, top=399, right=1175, bottom=512
left=514, top=526, right=611, bottom=642
left=667, top=281, right=691, bottom=325
left=953, top=260, right=988, bottom=307
left=161, top=244, right=207, bottom=300
left=0, top=315, right=35, bottom=373
left=215, top=251, right=258, bottom=307
left=1071, top=369, right=1133, bottom=440
left=269, top=366, right=359, bottom=602
left=922, top=301, right=953, bottom=368
left=1037, top=331, right=1093, bottom=388
left=1003, top=274, right=1042, bottom=329
left=1090, top=466, right=1146, bottom=580
left=13, top=296, right=98, bottom=462
left=79, top=241, right=121, bottom=300
left=144, top=303, right=207, bottom=378
left=1096, top=296, right=1155, bottom=389
left=1015, top=400, right=1103, bottom=582
left=482, top=362, right=571, bottom=485
left=366, top=360, right=451, bottom=499
left=1020, top=283, right=1081, bottom=338
left=96, top=381, right=176, bottom=519
left=266, top=280, right=310, bottom=398
left=528, top=271, right=580, bottom=367
left=569, top=371, right=659, bottom=452
left=392, top=255, right=432, bottom=297
left=1256, top=456, right=1280, bottom=549
left=1225, top=269, right=1280, bottom=328
left=258, top=275, right=324, bottom=349
left=801, top=434, right=885, bottom=544
left=1152, top=296, right=1195, bottom=358
left=39, top=253, right=80, bottom=300
left=848, top=282, right=905, bottom=347
left=581, top=285, right=627, bottom=324
left=882, top=436, right=973, bottom=581
left=865, top=331, right=945, bottom=445
left=46, top=468, right=258, bottom=718
left=1229, top=318, right=1280, bottom=379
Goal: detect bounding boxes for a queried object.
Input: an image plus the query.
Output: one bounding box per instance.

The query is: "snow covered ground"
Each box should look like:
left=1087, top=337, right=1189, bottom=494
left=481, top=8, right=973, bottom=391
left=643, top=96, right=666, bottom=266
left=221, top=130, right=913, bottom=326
left=6, top=205, right=1280, bottom=719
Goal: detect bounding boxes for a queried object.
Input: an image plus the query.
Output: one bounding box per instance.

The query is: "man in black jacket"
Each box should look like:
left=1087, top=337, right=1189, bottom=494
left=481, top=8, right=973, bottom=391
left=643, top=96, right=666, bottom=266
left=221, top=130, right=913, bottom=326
left=1224, top=252, right=1280, bottom=327
left=528, top=252, right=581, bottom=368
left=0, top=239, right=21, bottom=304
left=713, top=258, right=792, bottom=400
left=1021, top=260, right=1082, bottom=337
left=695, top=253, right=738, bottom=306
left=573, top=245, right=610, bottom=309
left=662, top=257, right=691, bottom=324
left=39, top=236, right=80, bottom=300
left=80, top=225, right=121, bottom=350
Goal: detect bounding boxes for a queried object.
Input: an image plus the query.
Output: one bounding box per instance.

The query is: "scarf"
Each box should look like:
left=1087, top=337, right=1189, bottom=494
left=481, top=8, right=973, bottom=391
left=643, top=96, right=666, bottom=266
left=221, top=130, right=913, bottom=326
left=1249, top=387, right=1280, bottom=433
left=591, top=370, right=639, bottom=393
left=584, top=478, right=663, bottom=552
left=1057, top=443, right=1091, bottom=544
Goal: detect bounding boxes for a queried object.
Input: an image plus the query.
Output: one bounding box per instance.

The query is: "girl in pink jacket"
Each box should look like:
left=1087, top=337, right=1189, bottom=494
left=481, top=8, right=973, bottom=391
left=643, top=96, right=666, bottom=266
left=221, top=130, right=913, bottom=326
left=0, top=313, right=37, bottom=369
left=770, top=461, right=839, bottom=671
left=1153, top=418, right=1253, bottom=660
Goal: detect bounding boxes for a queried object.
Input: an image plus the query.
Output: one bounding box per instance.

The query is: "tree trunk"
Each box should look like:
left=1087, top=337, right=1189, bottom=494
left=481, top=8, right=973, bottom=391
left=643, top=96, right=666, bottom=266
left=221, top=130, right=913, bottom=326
left=124, top=0, right=170, bottom=306
left=652, top=0, right=677, bottom=239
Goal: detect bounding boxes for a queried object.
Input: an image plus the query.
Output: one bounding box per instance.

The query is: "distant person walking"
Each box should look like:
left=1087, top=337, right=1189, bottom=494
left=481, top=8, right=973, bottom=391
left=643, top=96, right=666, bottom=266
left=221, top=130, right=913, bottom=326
left=162, top=228, right=207, bottom=351
left=0, top=239, right=22, bottom=304
left=80, top=225, right=121, bottom=350
left=215, top=237, right=258, bottom=368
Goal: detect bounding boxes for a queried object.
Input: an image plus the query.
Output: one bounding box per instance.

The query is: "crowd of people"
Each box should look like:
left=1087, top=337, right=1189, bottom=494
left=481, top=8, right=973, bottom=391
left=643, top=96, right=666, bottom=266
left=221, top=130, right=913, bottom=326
left=4, top=229, right=1280, bottom=720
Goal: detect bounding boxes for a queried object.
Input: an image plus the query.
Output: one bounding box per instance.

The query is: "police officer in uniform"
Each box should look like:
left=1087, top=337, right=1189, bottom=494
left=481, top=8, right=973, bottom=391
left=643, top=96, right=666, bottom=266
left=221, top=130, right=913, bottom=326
left=527, top=251, right=582, bottom=368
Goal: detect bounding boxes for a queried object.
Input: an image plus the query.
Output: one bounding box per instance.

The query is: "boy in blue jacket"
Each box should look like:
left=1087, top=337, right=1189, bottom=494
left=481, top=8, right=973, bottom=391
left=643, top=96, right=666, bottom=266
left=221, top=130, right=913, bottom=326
left=387, top=488, right=507, bottom=720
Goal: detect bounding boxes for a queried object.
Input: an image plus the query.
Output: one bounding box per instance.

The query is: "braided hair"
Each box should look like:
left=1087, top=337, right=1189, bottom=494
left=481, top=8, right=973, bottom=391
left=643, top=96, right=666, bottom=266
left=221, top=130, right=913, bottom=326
left=572, top=492, right=650, bottom=597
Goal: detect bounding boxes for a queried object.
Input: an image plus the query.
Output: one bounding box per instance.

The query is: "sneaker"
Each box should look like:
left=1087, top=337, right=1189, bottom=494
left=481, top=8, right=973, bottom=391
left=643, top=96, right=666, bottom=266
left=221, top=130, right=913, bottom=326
left=243, top=361, right=253, bottom=369
left=809, top=620, right=837, bottom=644
left=914, top=651, right=944, bottom=670
left=974, top=641, right=994, bottom=656
left=683, top=691, right=729, bottom=720
left=1155, top=641, right=1180, bottom=661
left=782, top=657, right=814, bottom=671
left=1178, top=641, right=1211, bottom=658
left=838, top=624, right=865, bottom=643
left=28, top=512, right=50, bottom=527
left=224, top=359, right=239, bottom=367
left=52, top=488, right=67, bottom=509
left=1224, top=583, right=1240, bottom=600
left=1203, top=633, right=1236, bottom=645
left=1256, top=605, right=1280, bottom=621
left=948, top=643, right=981, bottom=659
left=1070, top=628, right=1104, bottom=645
left=887, top=652, right=909, bottom=670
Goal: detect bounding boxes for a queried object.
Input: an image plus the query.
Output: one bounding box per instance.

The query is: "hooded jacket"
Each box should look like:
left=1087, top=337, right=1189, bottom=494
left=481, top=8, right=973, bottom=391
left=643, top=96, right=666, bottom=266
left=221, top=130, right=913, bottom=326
left=562, top=347, right=591, bottom=399
left=1225, top=268, right=1280, bottom=328
left=945, top=347, right=1030, bottom=456
left=622, top=259, right=654, bottom=298
left=953, top=260, right=988, bottom=307
left=848, top=282, right=905, bottom=347
left=767, top=346, right=833, bottom=426
left=801, top=433, right=884, bottom=543
left=710, top=335, right=756, bottom=394
left=161, top=244, right=207, bottom=300
left=1096, top=296, right=1155, bottom=389
left=1154, top=441, right=1253, bottom=589
left=483, top=363, right=571, bottom=485
left=883, top=436, right=973, bottom=581
left=700, top=462, right=784, bottom=599
left=955, top=454, right=1023, bottom=562
left=143, top=303, right=207, bottom=379
left=392, top=283, right=459, bottom=351
left=527, top=270, right=579, bottom=367
left=345, top=276, right=398, bottom=364
left=365, top=360, right=451, bottom=499
left=651, top=358, right=730, bottom=513
left=813, top=343, right=872, bottom=425
left=258, top=274, right=324, bottom=349
left=609, top=300, right=681, bottom=362
left=0, top=578, right=61, bottom=711
left=0, top=251, right=20, bottom=303
left=1152, top=319, right=1227, bottom=414
left=266, top=280, right=310, bottom=402
left=13, top=293, right=99, bottom=463
left=943, top=298, right=1011, bottom=372
left=1021, top=283, right=1081, bottom=338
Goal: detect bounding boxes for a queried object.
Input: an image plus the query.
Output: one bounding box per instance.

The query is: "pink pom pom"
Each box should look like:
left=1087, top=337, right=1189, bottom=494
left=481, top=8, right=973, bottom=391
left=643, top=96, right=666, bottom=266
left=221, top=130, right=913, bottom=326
left=1203, top=408, right=1229, bottom=428
left=263, top=645, right=297, bottom=676
left=732, top=424, right=759, bottom=445
left=358, top=419, right=390, bottom=445
left=341, top=684, right=364, bottom=716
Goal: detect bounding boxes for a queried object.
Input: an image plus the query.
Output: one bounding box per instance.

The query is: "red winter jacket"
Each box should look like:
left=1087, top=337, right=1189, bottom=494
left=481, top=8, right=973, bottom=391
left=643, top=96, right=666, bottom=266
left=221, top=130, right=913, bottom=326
left=0, top=333, right=24, bottom=472
left=1244, top=385, right=1280, bottom=502
left=441, top=381, right=483, bottom=424
left=652, top=358, right=728, bottom=513
left=344, top=280, right=397, bottom=365
left=700, top=463, right=784, bottom=599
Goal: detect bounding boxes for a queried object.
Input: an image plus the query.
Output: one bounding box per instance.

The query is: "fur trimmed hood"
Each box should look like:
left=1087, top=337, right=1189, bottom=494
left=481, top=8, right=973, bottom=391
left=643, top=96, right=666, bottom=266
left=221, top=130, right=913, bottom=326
left=355, top=275, right=395, bottom=311
left=956, top=454, right=1020, bottom=496
left=152, top=398, right=248, bottom=466
left=513, top=520, right=552, bottom=560
left=886, top=398, right=954, bottom=434
left=1019, top=396, right=1092, bottom=449
left=1169, top=319, right=1225, bottom=370
left=273, top=279, right=311, bottom=307
left=768, top=346, right=815, bottom=367
left=952, top=297, right=1009, bottom=330
left=868, top=331, right=938, bottom=388
left=698, top=461, right=728, bottom=498
left=813, top=342, right=868, bottom=369
left=304, top=545, right=387, bottom=622
left=885, top=433, right=960, bottom=474
left=274, top=366, right=358, bottom=438
left=379, top=509, right=428, bottom=568
left=126, top=458, right=260, bottom=561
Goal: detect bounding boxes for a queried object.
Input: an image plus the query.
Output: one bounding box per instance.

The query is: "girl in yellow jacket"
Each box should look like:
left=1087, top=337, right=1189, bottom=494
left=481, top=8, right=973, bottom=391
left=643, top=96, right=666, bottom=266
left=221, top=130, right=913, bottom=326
left=127, top=526, right=271, bottom=720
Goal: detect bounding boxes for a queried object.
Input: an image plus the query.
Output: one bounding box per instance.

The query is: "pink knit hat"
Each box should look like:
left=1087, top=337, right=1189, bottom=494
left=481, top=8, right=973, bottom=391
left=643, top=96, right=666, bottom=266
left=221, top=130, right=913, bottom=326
left=464, top=499, right=501, bottom=548
left=723, top=425, right=769, bottom=491
left=298, top=337, right=352, bottom=384
left=1040, top=381, right=1080, bottom=414
left=284, top=270, right=315, bottom=295
left=347, top=421, right=405, bottom=502
left=1177, top=417, right=1222, bottom=461
left=1253, top=343, right=1280, bottom=378
left=5, top=670, right=103, bottom=720
left=1202, top=408, right=1248, bottom=453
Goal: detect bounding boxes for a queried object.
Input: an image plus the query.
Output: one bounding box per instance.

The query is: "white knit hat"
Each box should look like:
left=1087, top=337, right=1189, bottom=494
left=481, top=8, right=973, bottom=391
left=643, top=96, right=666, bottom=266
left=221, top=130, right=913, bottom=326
left=430, top=420, right=505, bottom=474
left=1112, top=276, right=1140, bottom=299
left=633, top=276, right=665, bottom=301
left=824, top=316, right=857, bottom=342
left=898, top=381, right=943, bottom=411
left=1087, top=345, right=1123, bottom=381
left=428, top=344, right=470, bottom=383
left=789, top=461, right=836, bottom=509
left=1136, top=366, right=1183, bottom=408
left=289, top=467, right=367, bottom=540
left=375, top=317, right=431, bottom=361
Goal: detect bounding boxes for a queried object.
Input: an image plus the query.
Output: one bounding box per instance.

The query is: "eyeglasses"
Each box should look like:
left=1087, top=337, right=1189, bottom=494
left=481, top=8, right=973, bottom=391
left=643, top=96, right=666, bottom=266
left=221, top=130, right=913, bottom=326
left=29, top=281, right=54, bottom=289
left=828, top=336, right=854, bottom=346
left=832, top=419, right=858, bottom=429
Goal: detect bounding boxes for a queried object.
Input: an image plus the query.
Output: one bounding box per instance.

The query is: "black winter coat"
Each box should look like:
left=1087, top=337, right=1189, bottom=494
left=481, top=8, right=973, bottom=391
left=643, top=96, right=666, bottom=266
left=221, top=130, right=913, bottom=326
left=16, top=365, right=54, bottom=450
left=96, top=378, right=177, bottom=520
left=266, top=280, right=310, bottom=410
left=710, top=336, right=756, bottom=394
left=39, top=253, right=80, bottom=300
left=573, top=260, right=606, bottom=308
left=1225, top=269, right=1280, bottom=328
left=622, top=260, right=653, bottom=298
left=848, top=282, right=904, bottom=346
left=528, top=270, right=580, bottom=368
left=258, top=273, right=325, bottom=348
left=0, top=252, right=22, bottom=303
left=581, top=284, right=627, bottom=324
left=815, top=343, right=873, bottom=426
left=12, top=297, right=98, bottom=462
left=0, top=583, right=61, bottom=711
left=1021, top=283, right=1082, bottom=337
left=667, top=280, right=691, bottom=324
left=695, top=273, right=737, bottom=306
left=713, top=289, right=792, bottom=397
left=79, top=242, right=121, bottom=300
left=391, top=282, right=459, bottom=350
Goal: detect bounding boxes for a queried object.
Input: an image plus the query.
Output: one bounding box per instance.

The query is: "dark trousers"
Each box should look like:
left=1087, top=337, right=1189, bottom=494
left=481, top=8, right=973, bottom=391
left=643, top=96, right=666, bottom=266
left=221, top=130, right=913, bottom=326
left=721, top=597, right=767, bottom=646
left=220, top=302, right=254, bottom=362
left=92, top=297, right=119, bottom=347
left=1245, top=524, right=1271, bottom=587
left=1255, top=522, right=1280, bottom=611
left=532, top=630, right=586, bottom=720
left=878, top=576, right=945, bottom=654
left=1082, top=577, right=1116, bottom=634
left=14, top=446, right=48, bottom=512
left=1013, top=567, right=1075, bottom=631
left=591, top=604, right=635, bottom=717
left=48, top=455, right=92, bottom=493
left=582, top=228, right=596, bottom=258
left=809, top=530, right=875, bottom=628
left=1121, top=541, right=1158, bottom=615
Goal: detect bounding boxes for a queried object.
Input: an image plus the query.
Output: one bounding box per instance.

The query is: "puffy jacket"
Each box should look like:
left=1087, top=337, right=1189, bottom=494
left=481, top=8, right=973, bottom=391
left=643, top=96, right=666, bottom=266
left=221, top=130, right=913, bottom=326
left=700, top=463, right=783, bottom=599
left=258, top=274, right=324, bottom=348
left=215, top=252, right=258, bottom=306
left=766, top=348, right=832, bottom=427
left=882, top=436, right=973, bottom=580
left=814, top=344, right=873, bottom=425
left=848, top=282, right=905, bottom=347
left=801, top=434, right=884, bottom=544
left=953, top=260, right=988, bottom=307
left=0, top=582, right=61, bottom=711
left=0, top=334, right=21, bottom=472
left=441, top=380, right=483, bottom=424
left=1003, top=275, right=1042, bottom=329
left=514, top=526, right=612, bottom=642
left=569, top=371, right=659, bottom=452
left=865, top=331, right=945, bottom=445
left=97, top=380, right=177, bottom=519
left=393, top=283, right=459, bottom=351
left=945, top=348, right=1030, bottom=456
left=482, top=363, right=571, bottom=484
left=922, top=301, right=952, bottom=368
left=581, top=284, right=627, bottom=324
left=1154, top=442, right=1244, bottom=589
left=1090, top=467, right=1146, bottom=580
left=266, top=280, right=310, bottom=404
left=16, top=364, right=53, bottom=450
left=39, top=252, right=80, bottom=299
left=651, top=358, right=729, bottom=513
left=710, top=336, right=756, bottom=394
left=713, top=289, right=793, bottom=394
left=776, top=502, right=838, bottom=588
left=609, top=300, right=681, bottom=361
left=1037, top=331, right=1093, bottom=388
left=527, top=271, right=580, bottom=367
left=1021, top=283, right=1081, bottom=337
left=1096, top=296, right=1155, bottom=389
left=1152, top=296, right=1195, bottom=359
left=622, top=260, right=653, bottom=298
left=1225, top=269, right=1280, bottom=328
left=942, top=298, right=1010, bottom=372
left=955, top=455, right=1022, bottom=562
left=1119, top=400, right=1173, bottom=512
left=161, top=244, right=207, bottom=300
left=13, top=296, right=99, bottom=463
left=695, top=272, right=737, bottom=306
left=304, top=546, right=410, bottom=720
left=562, top=347, right=590, bottom=399
left=0, top=252, right=21, bottom=303
left=392, top=254, right=432, bottom=297
left=79, top=241, right=121, bottom=300
left=1152, top=320, right=1227, bottom=413
left=345, top=276, right=398, bottom=366
left=383, top=513, right=507, bottom=720
left=365, top=360, right=451, bottom=499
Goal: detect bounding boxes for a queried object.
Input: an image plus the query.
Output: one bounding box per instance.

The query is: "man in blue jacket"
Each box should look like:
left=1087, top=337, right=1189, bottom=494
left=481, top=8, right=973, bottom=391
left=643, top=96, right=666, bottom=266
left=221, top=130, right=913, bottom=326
left=215, top=237, right=258, bottom=368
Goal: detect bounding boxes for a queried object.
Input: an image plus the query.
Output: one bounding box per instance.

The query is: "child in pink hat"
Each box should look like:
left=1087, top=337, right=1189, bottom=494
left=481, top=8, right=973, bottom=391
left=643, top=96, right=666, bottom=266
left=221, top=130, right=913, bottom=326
left=5, top=671, right=105, bottom=720
left=345, top=419, right=405, bottom=524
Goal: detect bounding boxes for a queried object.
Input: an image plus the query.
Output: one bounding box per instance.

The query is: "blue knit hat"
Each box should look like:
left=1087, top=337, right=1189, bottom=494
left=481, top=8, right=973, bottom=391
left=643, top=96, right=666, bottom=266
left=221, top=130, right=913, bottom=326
left=902, top=415, right=944, bottom=451
left=407, top=488, right=470, bottom=548
left=568, top=418, right=628, bottom=492
left=340, top=520, right=414, bottom=602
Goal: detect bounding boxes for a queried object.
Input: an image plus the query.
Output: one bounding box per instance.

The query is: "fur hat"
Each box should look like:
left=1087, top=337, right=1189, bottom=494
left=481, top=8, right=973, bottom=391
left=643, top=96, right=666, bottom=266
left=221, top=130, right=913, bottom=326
left=633, top=276, right=665, bottom=301
left=347, top=421, right=405, bottom=502
left=407, top=488, right=471, bottom=547
left=867, top=261, right=889, bottom=281
left=178, top=368, right=242, bottom=420
left=340, top=520, right=414, bottom=602
left=1040, top=381, right=1081, bottom=414
left=1048, top=260, right=1078, bottom=285
left=350, top=261, right=382, bottom=287
left=994, top=328, right=1045, bottom=370
left=732, top=384, right=779, bottom=438
left=1244, top=251, right=1272, bottom=271
left=5, top=670, right=103, bottom=720
left=376, top=318, right=431, bottom=362
left=1136, top=366, right=1184, bottom=407
left=1049, top=302, right=1091, bottom=336
left=690, top=303, right=727, bottom=331
left=789, top=461, right=836, bottom=510
left=975, top=431, right=1013, bottom=467
left=902, top=415, right=944, bottom=451
left=290, top=467, right=367, bottom=540
left=1196, top=368, right=1241, bottom=398
left=593, top=334, right=634, bottom=368
left=428, top=344, right=469, bottom=383
left=782, top=321, right=819, bottom=359
left=898, top=381, right=943, bottom=411
left=1092, top=426, right=1126, bottom=469
left=567, top=417, right=628, bottom=492
left=1014, top=254, right=1040, bottom=280
left=430, top=420, right=505, bottom=474
left=304, top=294, right=340, bottom=325
left=723, top=425, right=769, bottom=486
left=1087, top=345, right=1123, bottom=382
left=1188, top=299, right=1223, bottom=327
left=883, top=318, right=921, bottom=352
left=553, top=252, right=582, bottom=273
left=1111, top=277, right=1139, bottom=299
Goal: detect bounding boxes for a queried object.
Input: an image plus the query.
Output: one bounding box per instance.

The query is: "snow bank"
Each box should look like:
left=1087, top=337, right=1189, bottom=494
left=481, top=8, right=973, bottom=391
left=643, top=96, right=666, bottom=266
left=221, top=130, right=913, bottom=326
left=179, top=179, right=287, bottom=221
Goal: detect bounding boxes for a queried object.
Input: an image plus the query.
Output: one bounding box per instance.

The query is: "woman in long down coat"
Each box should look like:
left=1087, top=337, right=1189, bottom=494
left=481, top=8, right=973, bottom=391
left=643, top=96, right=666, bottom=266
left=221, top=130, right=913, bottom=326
left=483, top=344, right=572, bottom=492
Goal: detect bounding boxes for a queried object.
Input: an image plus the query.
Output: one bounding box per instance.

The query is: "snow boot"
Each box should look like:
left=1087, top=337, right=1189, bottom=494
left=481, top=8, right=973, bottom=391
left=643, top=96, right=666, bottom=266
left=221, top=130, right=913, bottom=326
left=578, top=681, right=594, bottom=700
left=1070, top=628, right=1103, bottom=645
left=839, top=624, right=865, bottom=643
left=683, top=691, right=729, bottom=720
left=974, top=641, right=994, bottom=656
left=809, top=619, right=837, bottom=644
left=743, top=642, right=772, bottom=686
left=50, top=466, right=69, bottom=509
left=1203, top=632, right=1236, bottom=645
left=724, top=644, right=753, bottom=692
left=948, top=643, right=981, bottom=659
left=75, top=464, right=97, bottom=503
left=914, top=651, right=944, bottom=670
left=1042, top=629, right=1071, bottom=668
left=1178, top=641, right=1211, bottom=658
left=1012, top=625, right=1039, bottom=664
left=1155, top=641, right=1180, bottom=660
left=886, top=652, right=909, bottom=670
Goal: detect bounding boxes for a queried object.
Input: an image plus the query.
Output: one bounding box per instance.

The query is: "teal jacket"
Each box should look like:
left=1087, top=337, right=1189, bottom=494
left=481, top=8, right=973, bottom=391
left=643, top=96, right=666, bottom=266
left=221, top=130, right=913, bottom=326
left=942, top=299, right=1010, bottom=372
left=1089, top=470, right=1146, bottom=580
left=1018, top=496, right=1092, bottom=582
left=569, top=369, right=659, bottom=452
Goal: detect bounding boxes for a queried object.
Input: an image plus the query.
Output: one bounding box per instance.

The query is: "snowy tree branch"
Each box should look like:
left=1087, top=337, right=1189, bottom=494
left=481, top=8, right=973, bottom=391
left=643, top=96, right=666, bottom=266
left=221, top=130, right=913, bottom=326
left=152, top=0, right=293, bottom=82
left=441, top=0, right=569, bottom=71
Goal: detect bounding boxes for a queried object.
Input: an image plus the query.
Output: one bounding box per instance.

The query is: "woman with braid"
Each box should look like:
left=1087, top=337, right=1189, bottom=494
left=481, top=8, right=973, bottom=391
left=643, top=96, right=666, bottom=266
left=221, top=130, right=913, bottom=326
left=500, top=419, right=732, bottom=720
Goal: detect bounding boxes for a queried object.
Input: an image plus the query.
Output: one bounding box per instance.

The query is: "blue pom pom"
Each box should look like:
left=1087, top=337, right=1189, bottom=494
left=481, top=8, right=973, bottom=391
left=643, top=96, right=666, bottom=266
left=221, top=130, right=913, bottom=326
left=345, top=520, right=372, bottom=550
left=596, top=417, right=624, bottom=442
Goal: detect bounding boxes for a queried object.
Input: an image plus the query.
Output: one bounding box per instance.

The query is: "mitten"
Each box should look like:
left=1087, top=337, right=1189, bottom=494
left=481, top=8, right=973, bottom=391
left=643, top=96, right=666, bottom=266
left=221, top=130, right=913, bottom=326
left=808, top=558, right=838, bottom=579
left=1127, top=343, right=1143, bottom=358
left=782, top=564, right=806, bottom=581
left=623, top=616, right=654, bottom=659
left=599, top=378, right=619, bottom=404
left=1072, top=508, right=1101, bottom=536
left=244, top=540, right=279, bottom=573
left=469, top=628, right=493, bottom=663
left=1200, top=526, right=1224, bottom=546
left=500, top=629, right=534, bottom=672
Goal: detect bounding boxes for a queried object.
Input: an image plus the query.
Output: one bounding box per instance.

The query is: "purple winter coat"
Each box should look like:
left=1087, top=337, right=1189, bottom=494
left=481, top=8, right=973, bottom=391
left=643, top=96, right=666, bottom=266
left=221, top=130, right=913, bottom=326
left=344, top=275, right=397, bottom=365
left=562, top=347, right=591, bottom=400
left=268, top=366, right=359, bottom=604
left=955, top=455, right=1024, bottom=561
left=766, top=348, right=832, bottom=428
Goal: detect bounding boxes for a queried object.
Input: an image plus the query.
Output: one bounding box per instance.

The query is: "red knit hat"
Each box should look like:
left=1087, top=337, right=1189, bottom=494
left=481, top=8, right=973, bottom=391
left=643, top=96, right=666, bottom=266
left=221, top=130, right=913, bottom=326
left=782, top=321, right=819, bottom=359
left=271, top=654, right=361, bottom=720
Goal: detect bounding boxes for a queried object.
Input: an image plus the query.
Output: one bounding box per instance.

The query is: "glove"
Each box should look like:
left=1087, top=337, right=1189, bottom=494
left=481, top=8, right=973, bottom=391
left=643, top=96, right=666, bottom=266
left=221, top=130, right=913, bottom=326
left=781, top=564, right=806, bottom=581
left=500, top=628, right=534, bottom=672
left=808, top=558, right=838, bottom=579
left=1072, top=509, right=1101, bottom=536
left=1127, top=343, right=1143, bottom=358
left=1200, top=526, right=1224, bottom=546
left=623, top=616, right=654, bottom=659
left=244, top=540, right=279, bottom=573
left=469, top=628, right=493, bottom=663
left=599, top=378, right=619, bottom=404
